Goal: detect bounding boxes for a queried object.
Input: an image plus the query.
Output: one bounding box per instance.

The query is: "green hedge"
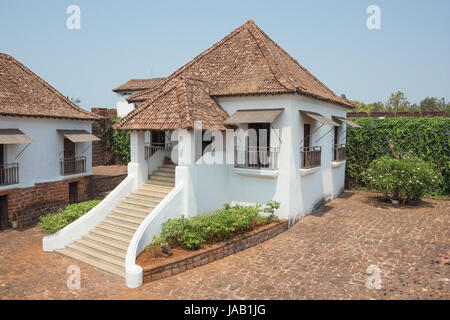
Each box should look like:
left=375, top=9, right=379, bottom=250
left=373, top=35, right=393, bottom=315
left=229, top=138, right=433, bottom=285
left=346, top=117, right=450, bottom=195
left=111, top=117, right=130, bottom=165
left=38, top=200, right=101, bottom=235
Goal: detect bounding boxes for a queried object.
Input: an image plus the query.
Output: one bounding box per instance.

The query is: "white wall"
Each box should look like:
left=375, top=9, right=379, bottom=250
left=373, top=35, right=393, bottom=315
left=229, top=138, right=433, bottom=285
left=116, top=93, right=136, bottom=117
left=174, top=94, right=349, bottom=223
left=0, top=116, right=94, bottom=191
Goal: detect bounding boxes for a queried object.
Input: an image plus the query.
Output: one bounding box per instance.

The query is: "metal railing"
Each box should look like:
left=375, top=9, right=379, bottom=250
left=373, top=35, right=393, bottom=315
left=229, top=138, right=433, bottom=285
left=145, top=142, right=173, bottom=160
left=60, top=156, right=86, bottom=176
left=234, top=146, right=280, bottom=169
left=0, top=163, right=19, bottom=186
left=300, top=146, right=321, bottom=169
left=333, top=144, right=346, bottom=162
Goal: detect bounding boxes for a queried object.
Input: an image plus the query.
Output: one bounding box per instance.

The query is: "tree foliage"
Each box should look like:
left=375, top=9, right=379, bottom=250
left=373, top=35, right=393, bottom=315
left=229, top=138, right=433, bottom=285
left=111, top=117, right=130, bottom=164
left=346, top=117, right=450, bottom=196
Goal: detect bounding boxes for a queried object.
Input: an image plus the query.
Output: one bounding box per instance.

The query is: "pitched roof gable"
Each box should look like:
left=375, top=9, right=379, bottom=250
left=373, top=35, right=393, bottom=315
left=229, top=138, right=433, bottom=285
left=127, top=19, right=352, bottom=108
left=115, top=77, right=229, bottom=130
left=0, top=53, right=99, bottom=120
left=112, top=77, right=166, bottom=93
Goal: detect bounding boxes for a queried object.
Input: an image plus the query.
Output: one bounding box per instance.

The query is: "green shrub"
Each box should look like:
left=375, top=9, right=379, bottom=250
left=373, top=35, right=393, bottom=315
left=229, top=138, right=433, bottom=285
left=346, top=117, right=450, bottom=195
left=111, top=117, right=130, bottom=164
left=363, top=156, right=443, bottom=203
left=38, top=200, right=101, bottom=235
left=157, top=201, right=280, bottom=251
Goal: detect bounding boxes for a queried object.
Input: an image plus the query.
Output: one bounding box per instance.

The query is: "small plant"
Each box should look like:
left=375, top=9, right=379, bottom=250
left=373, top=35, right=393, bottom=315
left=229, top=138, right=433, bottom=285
left=38, top=200, right=101, bottom=235
left=263, top=200, right=280, bottom=221
left=364, top=155, right=442, bottom=204
left=151, top=201, right=280, bottom=251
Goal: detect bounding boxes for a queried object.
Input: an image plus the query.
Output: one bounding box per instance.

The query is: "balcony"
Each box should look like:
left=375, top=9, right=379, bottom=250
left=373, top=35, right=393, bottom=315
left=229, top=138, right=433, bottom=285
left=234, top=146, right=279, bottom=170
left=145, top=142, right=173, bottom=160
left=60, top=156, right=86, bottom=176
left=300, top=146, right=321, bottom=169
left=0, top=163, right=19, bottom=186
left=333, top=144, right=346, bottom=162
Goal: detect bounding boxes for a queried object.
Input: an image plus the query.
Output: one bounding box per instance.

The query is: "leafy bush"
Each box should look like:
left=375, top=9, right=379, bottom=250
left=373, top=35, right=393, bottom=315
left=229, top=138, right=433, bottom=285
left=111, top=117, right=130, bottom=164
left=346, top=117, right=450, bottom=195
left=363, top=156, right=443, bottom=203
left=38, top=200, right=101, bottom=235
left=156, top=201, right=280, bottom=251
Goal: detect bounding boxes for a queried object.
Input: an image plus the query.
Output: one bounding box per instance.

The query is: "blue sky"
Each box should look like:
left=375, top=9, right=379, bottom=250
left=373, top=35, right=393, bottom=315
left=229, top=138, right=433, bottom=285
left=1, top=0, right=449, bottom=110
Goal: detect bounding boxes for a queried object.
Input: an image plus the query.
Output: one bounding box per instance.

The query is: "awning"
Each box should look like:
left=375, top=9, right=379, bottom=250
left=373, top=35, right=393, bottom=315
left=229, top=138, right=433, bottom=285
left=224, top=108, right=284, bottom=124
left=332, top=116, right=361, bottom=128
left=0, top=129, right=34, bottom=144
left=300, top=111, right=340, bottom=127
left=57, top=130, right=100, bottom=142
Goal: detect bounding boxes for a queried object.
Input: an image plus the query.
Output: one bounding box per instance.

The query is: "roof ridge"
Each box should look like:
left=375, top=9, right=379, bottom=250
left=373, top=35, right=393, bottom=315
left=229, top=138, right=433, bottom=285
left=126, top=22, right=250, bottom=103
left=245, top=21, right=298, bottom=91
left=3, top=54, right=99, bottom=119
left=114, top=79, right=180, bottom=128
left=252, top=24, right=347, bottom=103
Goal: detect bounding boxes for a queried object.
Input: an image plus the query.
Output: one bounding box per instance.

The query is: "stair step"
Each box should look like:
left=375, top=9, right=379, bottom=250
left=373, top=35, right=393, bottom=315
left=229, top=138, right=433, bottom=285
left=116, top=203, right=151, bottom=214
left=75, top=239, right=126, bottom=259
left=112, top=208, right=148, bottom=220
left=104, top=217, right=140, bottom=230
left=66, top=243, right=125, bottom=267
left=57, top=249, right=125, bottom=278
left=122, top=198, right=158, bottom=209
left=145, top=180, right=175, bottom=187
left=108, top=213, right=144, bottom=225
left=96, top=222, right=136, bottom=237
left=148, top=175, right=175, bottom=183
left=82, top=234, right=129, bottom=251
left=152, top=170, right=175, bottom=177
left=128, top=192, right=165, bottom=202
left=157, top=167, right=175, bottom=174
left=160, top=164, right=176, bottom=169
left=90, top=229, right=131, bottom=244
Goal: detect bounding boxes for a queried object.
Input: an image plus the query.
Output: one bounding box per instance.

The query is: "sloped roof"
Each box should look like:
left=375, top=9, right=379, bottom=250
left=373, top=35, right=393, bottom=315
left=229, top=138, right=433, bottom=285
left=112, top=77, right=166, bottom=93
left=115, top=77, right=229, bottom=130
left=116, top=19, right=353, bottom=131
left=0, top=53, right=99, bottom=120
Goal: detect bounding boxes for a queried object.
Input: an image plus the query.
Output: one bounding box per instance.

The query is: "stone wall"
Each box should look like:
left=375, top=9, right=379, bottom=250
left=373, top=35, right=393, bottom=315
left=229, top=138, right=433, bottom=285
left=91, top=108, right=118, bottom=166
left=0, top=172, right=126, bottom=228
left=143, top=221, right=289, bottom=283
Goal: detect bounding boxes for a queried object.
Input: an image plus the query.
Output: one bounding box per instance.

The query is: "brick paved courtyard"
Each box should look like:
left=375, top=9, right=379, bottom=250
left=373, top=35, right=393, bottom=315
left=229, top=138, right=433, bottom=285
left=0, top=191, right=448, bottom=300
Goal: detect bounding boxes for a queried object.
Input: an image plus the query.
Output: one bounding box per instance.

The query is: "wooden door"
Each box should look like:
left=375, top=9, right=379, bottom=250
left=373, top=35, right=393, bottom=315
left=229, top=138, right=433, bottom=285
left=0, top=196, right=8, bottom=231
left=69, top=182, right=78, bottom=204
left=248, top=123, right=271, bottom=167
left=0, top=144, right=4, bottom=166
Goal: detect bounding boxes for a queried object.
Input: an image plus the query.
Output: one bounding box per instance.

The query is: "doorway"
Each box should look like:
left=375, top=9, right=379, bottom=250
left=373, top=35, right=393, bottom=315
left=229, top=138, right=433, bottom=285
left=0, top=195, right=8, bottom=231
left=69, top=182, right=78, bottom=204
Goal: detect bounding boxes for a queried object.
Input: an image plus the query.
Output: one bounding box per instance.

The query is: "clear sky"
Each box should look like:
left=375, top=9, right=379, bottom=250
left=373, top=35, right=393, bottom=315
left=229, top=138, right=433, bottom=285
left=1, top=0, right=449, bottom=110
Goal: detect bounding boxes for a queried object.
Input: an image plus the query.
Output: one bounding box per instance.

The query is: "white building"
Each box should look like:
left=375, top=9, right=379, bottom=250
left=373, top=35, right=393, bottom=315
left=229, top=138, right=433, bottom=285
left=112, top=78, right=165, bottom=117
left=44, top=19, right=359, bottom=288
left=0, top=53, right=100, bottom=229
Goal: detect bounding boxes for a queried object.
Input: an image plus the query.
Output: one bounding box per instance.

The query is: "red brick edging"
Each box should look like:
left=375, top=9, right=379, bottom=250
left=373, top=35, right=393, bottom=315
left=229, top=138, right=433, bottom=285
left=142, top=220, right=289, bottom=282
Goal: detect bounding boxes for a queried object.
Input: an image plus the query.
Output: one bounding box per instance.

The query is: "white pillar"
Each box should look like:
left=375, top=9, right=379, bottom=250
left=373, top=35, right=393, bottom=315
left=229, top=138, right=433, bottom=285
left=128, top=130, right=148, bottom=189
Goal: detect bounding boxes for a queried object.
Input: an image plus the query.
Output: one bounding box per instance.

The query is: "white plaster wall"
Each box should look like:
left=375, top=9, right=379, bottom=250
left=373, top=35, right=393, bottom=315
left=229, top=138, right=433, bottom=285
left=0, top=116, right=94, bottom=191
left=116, top=93, right=136, bottom=117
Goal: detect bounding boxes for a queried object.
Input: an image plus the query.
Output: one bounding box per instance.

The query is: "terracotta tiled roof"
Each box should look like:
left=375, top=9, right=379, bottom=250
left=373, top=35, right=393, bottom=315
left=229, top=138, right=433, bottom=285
left=0, top=53, right=99, bottom=120
left=116, top=19, right=353, bottom=130
left=115, top=77, right=229, bottom=130
left=112, top=77, right=166, bottom=93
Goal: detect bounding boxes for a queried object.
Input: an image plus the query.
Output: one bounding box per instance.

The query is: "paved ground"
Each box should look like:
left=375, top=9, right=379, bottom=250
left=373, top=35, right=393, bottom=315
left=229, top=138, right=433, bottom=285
left=92, top=165, right=127, bottom=177
left=0, top=191, right=448, bottom=300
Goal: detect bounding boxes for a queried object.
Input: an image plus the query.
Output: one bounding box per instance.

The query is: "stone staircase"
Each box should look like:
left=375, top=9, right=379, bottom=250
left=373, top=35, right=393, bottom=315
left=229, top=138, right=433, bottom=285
left=56, top=164, right=175, bottom=278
